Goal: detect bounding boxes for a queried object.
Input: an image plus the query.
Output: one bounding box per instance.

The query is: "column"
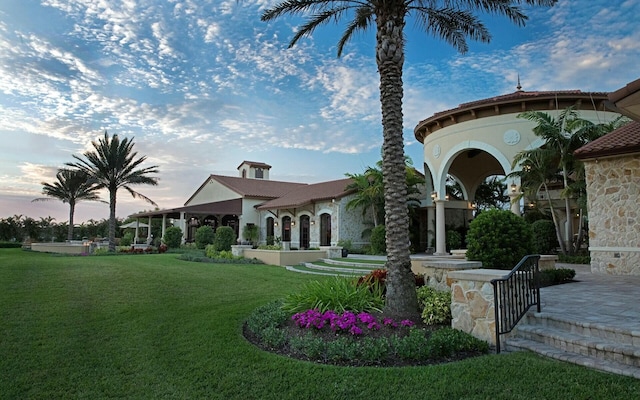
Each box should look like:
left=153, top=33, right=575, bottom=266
left=161, top=214, right=167, bottom=241
left=435, top=199, right=446, bottom=255
left=179, top=212, right=186, bottom=244
left=509, top=192, right=520, bottom=215
left=147, top=216, right=152, bottom=244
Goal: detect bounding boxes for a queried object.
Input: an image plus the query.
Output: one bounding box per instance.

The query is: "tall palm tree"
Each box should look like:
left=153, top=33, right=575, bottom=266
left=32, top=168, right=105, bottom=241
left=67, top=132, right=159, bottom=252
left=262, top=0, right=556, bottom=316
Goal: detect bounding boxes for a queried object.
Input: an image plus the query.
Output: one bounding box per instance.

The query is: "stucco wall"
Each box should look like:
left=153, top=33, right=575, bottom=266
left=187, top=178, right=241, bottom=205
left=585, top=154, right=640, bottom=275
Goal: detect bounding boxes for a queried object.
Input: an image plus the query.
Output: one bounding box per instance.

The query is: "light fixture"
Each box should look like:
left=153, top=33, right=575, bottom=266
left=430, top=191, right=437, bottom=200
left=311, top=220, right=315, bottom=225
left=274, top=221, right=278, bottom=227
left=510, top=183, right=517, bottom=193
left=445, top=194, right=450, bottom=201
left=291, top=221, right=296, bottom=226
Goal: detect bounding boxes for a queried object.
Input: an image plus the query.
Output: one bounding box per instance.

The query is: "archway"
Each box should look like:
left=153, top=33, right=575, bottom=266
left=320, top=213, right=331, bottom=246
left=299, top=215, right=310, bottom=249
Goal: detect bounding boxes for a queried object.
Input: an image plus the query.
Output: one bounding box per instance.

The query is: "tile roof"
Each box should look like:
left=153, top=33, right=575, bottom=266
left=237, top=160, right=272, bottom=170
left=574, top=121, right=640, bottom=159
left=257, top=178, right=355, bottom=210
left=431, top=90, right=609, bottom=119
left=211, top=175, right=307, bottom=199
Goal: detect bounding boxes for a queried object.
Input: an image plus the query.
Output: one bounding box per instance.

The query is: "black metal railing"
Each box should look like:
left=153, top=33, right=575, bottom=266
left=491, top=254, right=541, bottom=353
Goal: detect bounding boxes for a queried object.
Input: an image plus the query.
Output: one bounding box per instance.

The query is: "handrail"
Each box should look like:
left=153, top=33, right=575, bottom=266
left=491, top=254, right=541, bottom=353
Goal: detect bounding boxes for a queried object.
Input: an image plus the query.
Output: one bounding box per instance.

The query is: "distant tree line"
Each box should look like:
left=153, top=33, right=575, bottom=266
left=0, top=215, right=118, bottom=243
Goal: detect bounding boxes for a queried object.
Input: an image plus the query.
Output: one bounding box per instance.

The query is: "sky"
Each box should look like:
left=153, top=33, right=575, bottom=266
left=0, top=0, right=639, bottom=224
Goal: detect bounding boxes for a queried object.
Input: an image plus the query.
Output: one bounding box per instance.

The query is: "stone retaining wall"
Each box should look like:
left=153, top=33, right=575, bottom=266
left=448, top=269, right=507, bottom=346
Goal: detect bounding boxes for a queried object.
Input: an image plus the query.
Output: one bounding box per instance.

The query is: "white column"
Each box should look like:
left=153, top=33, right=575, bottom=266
left=509, top=192, right=520, bottom=215
left=161, top=214, right=167, bottom=240
left=134, top=220, right=140, bottom=244
left=179, top=212, right=186, bottom=244
left=147, top=216, right=152, bottom=244
left=435, top=199, right=447, bottom=255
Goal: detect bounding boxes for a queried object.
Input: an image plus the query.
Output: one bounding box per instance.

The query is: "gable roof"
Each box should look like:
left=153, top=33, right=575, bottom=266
left=237, top=160, right=272, bottom=170
left=257, top=178, right=355, bottom=210
left=607, top=78, right=640, bottom=120
left=183, top=174, right=307, bottom=205
left=574, top=121, right=640, bottom=160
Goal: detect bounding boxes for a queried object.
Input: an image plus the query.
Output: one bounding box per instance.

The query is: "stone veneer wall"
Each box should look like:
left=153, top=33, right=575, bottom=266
left=448, top=269, right=507, bottom=346
left=584, top=154, right=640, bottom=275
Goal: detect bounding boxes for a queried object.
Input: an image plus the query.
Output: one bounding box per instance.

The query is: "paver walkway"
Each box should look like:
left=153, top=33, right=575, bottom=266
left=541, top=263, right=640, bottom=335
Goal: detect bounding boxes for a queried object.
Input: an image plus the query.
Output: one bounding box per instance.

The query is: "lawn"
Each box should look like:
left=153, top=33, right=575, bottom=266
left=0, top=248, right=637, bottom=399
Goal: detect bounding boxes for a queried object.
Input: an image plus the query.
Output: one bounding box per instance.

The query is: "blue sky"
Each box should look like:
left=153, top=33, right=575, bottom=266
left=1, top=0, right=638, bottom=223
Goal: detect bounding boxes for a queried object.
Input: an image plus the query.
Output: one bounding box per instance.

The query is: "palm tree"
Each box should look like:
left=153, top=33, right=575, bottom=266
left=509, top=147, right=566, bottom=253
left=32, top=168, right=105, bottom=241
left=262, top=0, right=556, bottom=316
left=516, top=109, right=628, bottom=254
left=67, top=132, right=159, bottom=252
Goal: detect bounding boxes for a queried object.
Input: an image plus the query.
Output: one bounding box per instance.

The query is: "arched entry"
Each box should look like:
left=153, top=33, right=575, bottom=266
left=299, top=215, right=310, bottom=249
left=320, top=213, right=331, bottom=246
left=221, top=214, right=239, bottom=238
left=282, top=216, right=291, bottom=242
left=266, top=217, right=274, bottom=245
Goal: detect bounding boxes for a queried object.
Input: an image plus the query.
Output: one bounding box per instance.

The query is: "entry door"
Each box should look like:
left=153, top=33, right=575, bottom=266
left=300, top=215, right=310, bottom=249
left=320, top=213, right=331, bottom=246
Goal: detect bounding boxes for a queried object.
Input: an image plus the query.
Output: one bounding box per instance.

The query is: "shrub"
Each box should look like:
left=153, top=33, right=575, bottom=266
left=466, top=209, right=534, bottom=270
left=357, top=269, right=424, bottom=294
left=281, top=277, right=384, bottom=314
left=242, top=224, right=259, bottom=244
left=0, top=242, right=22, bottom=248
left=120, top=232, right=133, bottom=247
left=426, top=327, right=489, bottom=357
left=195, top=226, right=215, bottom=249
left=539, top=268, right=576, bottom=286
left=370, top=225, right=386, bottom=254
left=558, top=254, right=591, bottom=264
left=446, top=230, right=462, bottom=251
left=163, top=227, right=183, bottom=249
left=531, top=219, right=558, bottom=254
left=212, top=226, right=236, bottom=252
left=416, top=286, right=451, bottom=325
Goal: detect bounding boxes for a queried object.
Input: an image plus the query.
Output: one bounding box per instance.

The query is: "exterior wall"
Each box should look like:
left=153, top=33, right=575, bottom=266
left=186, top=178, right=241, bottom=206
left=585, top=154, right=640, bottom=275
left=255, top=195, right=371, bottom=249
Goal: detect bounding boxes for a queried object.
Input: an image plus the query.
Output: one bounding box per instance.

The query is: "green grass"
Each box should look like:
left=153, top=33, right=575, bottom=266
left=1, top=248, right=638, bottom=399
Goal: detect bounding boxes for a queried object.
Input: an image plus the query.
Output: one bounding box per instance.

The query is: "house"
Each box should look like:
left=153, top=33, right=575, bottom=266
left=574, top=78, right=640, bottom=275
left=414, top=87, right=622, bottom=255
left=130, top=161, right=379, bottom=249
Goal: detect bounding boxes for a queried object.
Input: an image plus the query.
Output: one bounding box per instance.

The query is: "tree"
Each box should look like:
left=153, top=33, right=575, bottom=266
left=32, top=168, right=105, bottom=241
left=262, top=0, right=556, bottom=317
left=68, top=132, right=159, bottom=252
left=513, top=108, right=629, bottom=254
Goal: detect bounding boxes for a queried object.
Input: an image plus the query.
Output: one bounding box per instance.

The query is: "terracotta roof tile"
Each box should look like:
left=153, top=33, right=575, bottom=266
left=574, top=121, right=640, bottom=159
left=211, top=175, right=307, bottom=199
left=257, top=178, right=355, bottom=210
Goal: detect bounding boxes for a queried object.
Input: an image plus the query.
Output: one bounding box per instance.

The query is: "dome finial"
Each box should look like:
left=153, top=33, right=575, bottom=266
left=516, top=74, right=523, bottom=92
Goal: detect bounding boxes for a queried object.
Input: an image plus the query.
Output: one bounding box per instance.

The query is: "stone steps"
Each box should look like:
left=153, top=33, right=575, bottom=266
left=506, top=312, right=640, bottom=378
left=285, top=258, right=382, bottom=277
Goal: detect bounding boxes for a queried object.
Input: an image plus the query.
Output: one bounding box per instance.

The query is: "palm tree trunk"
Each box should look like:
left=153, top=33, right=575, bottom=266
left=109, top=189, right=117, bottom=252
left=376, top=8, right=418, bottom=318
left=543, top=182, right=566, bottom=254
left=562, top=165, right=574, bottom=255
left=68, top=202, right=75, bottom=241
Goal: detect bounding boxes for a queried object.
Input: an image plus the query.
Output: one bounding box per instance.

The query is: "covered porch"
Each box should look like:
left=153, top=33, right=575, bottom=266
left=129, top=198, right=243, bottom=244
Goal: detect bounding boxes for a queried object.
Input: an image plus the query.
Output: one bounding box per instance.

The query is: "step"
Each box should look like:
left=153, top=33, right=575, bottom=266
left=512, top=324, right=640, bottom=367
left=505, top=311, right=640, bottom=378
left=284, top=265, right=363, bottom=277
left=523, top=312, right=640, bottom=346
left=321, top=258, right=386, bottom=268
left=301, top=262, right=375, bottom=275
left=505, top=338, right=640, bottom=379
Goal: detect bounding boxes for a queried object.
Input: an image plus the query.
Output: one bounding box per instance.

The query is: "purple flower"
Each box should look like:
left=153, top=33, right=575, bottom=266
left=383, top=318, right=397, bottom=327
left=349, top=325, right=363, bottom=335
left=400, top=319, right=415, bottom=327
